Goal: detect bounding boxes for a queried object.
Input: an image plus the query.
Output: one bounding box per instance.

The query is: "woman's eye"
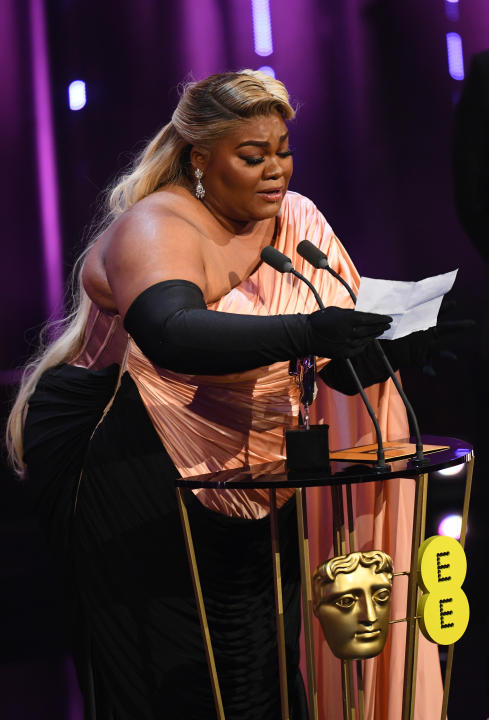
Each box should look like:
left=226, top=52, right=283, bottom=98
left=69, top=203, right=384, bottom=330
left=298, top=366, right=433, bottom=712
left=241, top=156, right=264, bottom=165
left=277, top=149, right=295, bottom=158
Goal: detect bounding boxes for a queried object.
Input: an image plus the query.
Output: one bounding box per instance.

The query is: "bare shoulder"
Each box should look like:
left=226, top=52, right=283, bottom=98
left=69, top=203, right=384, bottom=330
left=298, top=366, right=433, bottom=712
left=102, top=188, right=207, bottom=318
left=105, top=190, right=204, bottom=260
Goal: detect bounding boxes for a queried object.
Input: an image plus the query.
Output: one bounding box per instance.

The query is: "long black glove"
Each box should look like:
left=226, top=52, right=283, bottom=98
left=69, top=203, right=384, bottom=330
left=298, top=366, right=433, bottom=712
left=382, top=299, right=475, bottom=376
left=320, top=301, right=475, bottom=394
left=123, top=279, right=391, bottom=375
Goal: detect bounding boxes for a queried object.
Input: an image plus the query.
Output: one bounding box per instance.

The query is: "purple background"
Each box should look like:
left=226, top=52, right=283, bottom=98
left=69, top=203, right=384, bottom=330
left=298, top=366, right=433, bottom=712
left=1, top=1, right=488, bottom=717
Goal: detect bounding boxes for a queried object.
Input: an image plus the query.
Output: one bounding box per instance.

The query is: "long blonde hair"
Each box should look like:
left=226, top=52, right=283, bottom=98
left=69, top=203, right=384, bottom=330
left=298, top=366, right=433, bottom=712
left=6, top=69, right=295, bottom=474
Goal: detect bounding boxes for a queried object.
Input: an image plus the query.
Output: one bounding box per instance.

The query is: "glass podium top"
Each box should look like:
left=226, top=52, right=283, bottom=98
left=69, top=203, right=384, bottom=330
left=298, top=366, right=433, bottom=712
left=175, top=435, right=473, bottom=490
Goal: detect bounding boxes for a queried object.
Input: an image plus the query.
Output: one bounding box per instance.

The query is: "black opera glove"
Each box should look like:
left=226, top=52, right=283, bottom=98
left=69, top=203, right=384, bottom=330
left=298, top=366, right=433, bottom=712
left=319, top=342, right=390, bottom=395
left=123, top=279, right=392, bottom=375
left=308, top=307, right=392, bottom=359
left=382, top=319, right=475, bottom=376
left=320, top=313, right=475, bottom=395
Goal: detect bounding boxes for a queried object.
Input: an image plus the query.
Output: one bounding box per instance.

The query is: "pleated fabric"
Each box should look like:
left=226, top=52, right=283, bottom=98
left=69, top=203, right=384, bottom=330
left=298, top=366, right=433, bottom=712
left=127, top=191, right=360, bottom=519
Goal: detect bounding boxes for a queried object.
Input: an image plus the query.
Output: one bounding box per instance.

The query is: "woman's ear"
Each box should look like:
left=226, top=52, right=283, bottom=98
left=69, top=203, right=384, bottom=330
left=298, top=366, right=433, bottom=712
left=190, top=146, right=210, bottom=174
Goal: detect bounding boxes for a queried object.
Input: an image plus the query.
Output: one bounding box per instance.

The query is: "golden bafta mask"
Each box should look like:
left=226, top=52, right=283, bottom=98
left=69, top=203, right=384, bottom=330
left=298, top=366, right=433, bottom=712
left=312, top=551, right=393, bottom=660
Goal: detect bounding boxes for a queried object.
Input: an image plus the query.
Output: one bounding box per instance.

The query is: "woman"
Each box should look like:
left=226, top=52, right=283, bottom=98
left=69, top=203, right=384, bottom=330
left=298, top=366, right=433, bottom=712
left=7, top=71, right=444, bottom=719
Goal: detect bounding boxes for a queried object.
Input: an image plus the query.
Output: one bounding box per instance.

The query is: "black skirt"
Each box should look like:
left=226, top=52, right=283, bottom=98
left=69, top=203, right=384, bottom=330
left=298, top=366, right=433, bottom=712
left=23, top=365, right=308, bottom=720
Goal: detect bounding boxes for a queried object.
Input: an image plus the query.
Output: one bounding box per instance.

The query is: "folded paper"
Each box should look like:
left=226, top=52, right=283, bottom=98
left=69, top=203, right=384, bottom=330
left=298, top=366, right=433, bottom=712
left=356, top=269, right=458, bottom=340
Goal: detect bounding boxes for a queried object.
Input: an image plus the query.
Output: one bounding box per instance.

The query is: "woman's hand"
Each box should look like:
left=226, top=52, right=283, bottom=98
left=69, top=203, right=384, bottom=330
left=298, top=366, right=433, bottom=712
left=381, top=300, right=475, bottom=375
left=307, top=307, right=392, bottom=359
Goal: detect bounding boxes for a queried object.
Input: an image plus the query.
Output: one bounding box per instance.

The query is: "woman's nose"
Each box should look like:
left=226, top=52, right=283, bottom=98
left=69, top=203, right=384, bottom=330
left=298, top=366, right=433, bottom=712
left=263, top=157, right=282, bottom=179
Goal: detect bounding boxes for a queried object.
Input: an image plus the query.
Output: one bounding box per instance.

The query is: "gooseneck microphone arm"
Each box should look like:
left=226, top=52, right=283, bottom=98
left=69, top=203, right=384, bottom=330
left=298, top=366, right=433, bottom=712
left=297, top=239, right=426, bottom=466
left=260, top=245, right=389, bottom=470
left=260, top=245, right=324, bottom=307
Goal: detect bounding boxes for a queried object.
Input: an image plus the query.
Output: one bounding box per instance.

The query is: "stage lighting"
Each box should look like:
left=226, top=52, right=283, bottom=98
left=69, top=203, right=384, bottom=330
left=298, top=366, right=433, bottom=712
left=251, top=0, right=273, bottom=57
left=258, top=66, right=275, bottom=77
left=68, top=80, right=86, bottom=111
left=437, top=514, right=463, bottom=540
left=446, top=33, right=464, bottom=81
left=445, top=0, right=460, bottom=21
left=438, top=463, right=464, bottom=477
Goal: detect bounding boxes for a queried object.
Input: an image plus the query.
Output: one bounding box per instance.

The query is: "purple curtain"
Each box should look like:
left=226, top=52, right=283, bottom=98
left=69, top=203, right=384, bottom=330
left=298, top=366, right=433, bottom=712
left=2, top=1, right=489, bottom=717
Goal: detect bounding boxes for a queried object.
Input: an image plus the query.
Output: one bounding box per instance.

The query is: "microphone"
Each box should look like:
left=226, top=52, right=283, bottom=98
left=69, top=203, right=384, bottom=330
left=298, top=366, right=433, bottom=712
left=260, top=246, right=317, bottom=428
left=297, top=240, right=356, bottom=303
left=260, top=245, right=294, bottom=273
left=261, top=245, right=389, bottom=470
left=297, top=239, right=426, bottom=466
left=296, top=240, right=329, bottom=270
left=261, top=246, right=324, bottom=309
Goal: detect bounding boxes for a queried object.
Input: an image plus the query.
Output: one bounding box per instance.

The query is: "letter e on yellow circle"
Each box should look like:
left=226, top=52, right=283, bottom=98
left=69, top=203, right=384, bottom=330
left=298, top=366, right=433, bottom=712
left=417, top=535, right=469, bottom=644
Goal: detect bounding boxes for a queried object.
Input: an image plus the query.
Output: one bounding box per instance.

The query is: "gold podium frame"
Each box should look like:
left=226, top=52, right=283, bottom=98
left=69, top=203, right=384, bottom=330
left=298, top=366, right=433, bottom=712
left=175, top=441, right=474, bottom=720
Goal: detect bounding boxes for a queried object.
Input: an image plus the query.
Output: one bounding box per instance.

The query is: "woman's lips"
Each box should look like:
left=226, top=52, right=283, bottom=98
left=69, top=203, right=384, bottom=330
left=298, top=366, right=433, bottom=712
left=257, top=189, right=283, bottom=202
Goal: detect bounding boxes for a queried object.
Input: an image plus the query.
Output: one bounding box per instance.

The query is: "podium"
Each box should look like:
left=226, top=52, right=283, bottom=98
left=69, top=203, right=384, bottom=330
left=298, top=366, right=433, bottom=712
left=175, top=435, right=474, bottom=720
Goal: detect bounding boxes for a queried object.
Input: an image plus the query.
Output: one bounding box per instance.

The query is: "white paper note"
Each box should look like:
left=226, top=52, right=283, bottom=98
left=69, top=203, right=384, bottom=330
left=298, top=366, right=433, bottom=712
left=355, top=269, right=458, bottom=340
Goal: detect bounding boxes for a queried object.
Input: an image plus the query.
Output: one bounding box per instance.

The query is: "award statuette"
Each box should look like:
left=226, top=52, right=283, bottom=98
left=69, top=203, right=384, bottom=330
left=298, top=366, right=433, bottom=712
left=312, top=551, right=393, bottom=660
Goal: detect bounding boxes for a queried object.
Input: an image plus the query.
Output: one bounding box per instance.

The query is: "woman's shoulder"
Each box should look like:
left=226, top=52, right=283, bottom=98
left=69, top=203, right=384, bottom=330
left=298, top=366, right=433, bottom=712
left=283, top=190, right=317, bottom=211
left=282, top=190, right=331, bottom=227
left=110, top=186, right=203, bottom=238
left=83, top=187, right=206, bottom=313
left=283, top=190, right=331, bottom=218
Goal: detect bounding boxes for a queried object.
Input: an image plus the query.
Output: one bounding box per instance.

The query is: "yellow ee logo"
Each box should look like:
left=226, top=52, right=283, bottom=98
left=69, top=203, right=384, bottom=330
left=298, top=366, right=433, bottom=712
left=417, top=535, right=469, bottom=645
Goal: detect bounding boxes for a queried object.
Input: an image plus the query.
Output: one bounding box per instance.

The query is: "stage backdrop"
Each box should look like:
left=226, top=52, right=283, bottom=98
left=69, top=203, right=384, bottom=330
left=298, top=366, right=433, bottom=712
left=1, top=0, right=488, bottom=717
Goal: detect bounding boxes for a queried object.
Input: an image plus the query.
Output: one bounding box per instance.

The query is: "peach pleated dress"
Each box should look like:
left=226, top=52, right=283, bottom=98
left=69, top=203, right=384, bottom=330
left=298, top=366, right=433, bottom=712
left=76, top=191, right=443, bottom=719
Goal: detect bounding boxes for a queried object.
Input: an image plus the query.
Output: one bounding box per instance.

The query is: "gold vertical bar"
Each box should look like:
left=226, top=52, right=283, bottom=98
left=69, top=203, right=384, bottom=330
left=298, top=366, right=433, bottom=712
left=333, top=484, right=355, bottom=720
left=346, top=483, right=364, bottom=718
left=347, top=660, right=356, bottom=720
left=346, top=484, right=355, bottom=554
left=440, top=453, right=474, bottom=720
left=341, top=660, right=355, bottom=720
left=346, top=484, right=364, bottom=720
left=331, top=486, right=341, bottom=556
left=332, top=485, right=347, bottom=555
left=331, top=486, right=347, bottom=719
left=176, top=489, right=225, bottom=720
left=459, top=454, right=474, bottom=548
left=356, top=661, right=365, bottom=720
left=295, top=489, right=318, bottom=720
left=401, top=471, right=429, bottom=720
left=440, top=649, right=455, bottom=720
left=269, top=488, right=290, bottom=720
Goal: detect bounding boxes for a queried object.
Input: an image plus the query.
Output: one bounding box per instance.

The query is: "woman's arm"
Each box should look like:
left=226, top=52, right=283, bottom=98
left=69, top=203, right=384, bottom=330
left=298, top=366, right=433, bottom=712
left=102, top=203, right=208, bottom=318
left=101, top=204, right=391, bottom=374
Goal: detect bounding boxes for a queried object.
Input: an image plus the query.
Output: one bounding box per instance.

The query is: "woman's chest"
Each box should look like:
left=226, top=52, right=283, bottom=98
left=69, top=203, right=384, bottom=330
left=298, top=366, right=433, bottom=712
left=201, top=223, right=276, bottom=304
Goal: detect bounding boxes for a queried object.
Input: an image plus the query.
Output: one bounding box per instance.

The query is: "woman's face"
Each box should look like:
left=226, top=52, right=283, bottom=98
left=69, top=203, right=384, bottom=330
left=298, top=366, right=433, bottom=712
left=193, top=111, right=293, bottom=231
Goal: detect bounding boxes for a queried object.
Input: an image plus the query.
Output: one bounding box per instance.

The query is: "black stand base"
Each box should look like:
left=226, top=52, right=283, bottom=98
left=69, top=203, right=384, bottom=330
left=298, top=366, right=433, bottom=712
left=285, top=424, right=330, bottom=473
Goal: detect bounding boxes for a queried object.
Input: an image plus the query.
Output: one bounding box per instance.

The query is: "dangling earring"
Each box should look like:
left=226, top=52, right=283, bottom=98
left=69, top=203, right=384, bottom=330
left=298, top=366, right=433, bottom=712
left=194, top=168, right=205, bottom=199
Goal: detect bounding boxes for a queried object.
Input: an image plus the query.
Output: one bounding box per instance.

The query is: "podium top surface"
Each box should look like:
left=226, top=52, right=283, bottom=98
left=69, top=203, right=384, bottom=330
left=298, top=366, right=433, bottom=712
left=174, top=435, right=473, bottom=489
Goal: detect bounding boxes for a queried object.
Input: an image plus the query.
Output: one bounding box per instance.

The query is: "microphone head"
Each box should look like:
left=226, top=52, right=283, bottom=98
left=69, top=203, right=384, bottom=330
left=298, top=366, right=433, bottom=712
left=297, top=239, right=329, bottom=269
left=261, top=245, right=294, bottom=273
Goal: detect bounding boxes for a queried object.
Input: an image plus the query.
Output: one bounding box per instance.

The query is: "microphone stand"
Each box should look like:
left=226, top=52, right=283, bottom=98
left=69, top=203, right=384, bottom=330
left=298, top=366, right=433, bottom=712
left=261, top=246, right=390, bottom=471
left=297, top=240, right=427, bottom=467
left=309, top=290, right=389, bottom=471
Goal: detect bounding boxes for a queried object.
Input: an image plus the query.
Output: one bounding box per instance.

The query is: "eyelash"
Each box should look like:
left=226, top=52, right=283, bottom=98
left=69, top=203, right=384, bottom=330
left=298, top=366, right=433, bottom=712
left=242, top=149, right=295, bottom=165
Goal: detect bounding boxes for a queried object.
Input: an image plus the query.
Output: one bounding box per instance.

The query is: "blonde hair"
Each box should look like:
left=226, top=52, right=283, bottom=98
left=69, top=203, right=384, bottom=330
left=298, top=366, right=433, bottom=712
left=6, top=70, right=295, bottom=474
